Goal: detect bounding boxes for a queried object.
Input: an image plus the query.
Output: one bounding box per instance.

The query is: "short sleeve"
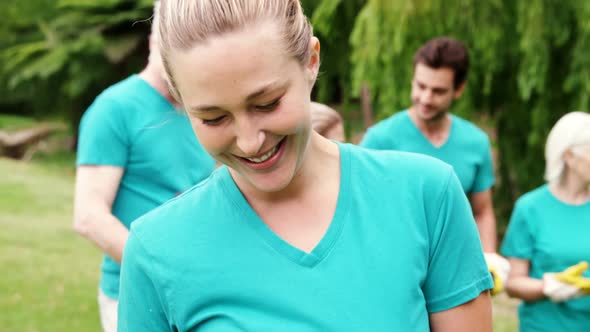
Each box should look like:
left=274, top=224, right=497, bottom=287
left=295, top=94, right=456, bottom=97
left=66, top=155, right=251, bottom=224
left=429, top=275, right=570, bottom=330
left=500, top=200, right=534, bottom=259
left=472, top=137, right=495, bottom=193
left=360, top=127, right=387, bottom=150
left=423, top=170, right=493, bottom=313
left=118, top=231, right=173, bottom=332
left=76, top=97, right=129, bottom=167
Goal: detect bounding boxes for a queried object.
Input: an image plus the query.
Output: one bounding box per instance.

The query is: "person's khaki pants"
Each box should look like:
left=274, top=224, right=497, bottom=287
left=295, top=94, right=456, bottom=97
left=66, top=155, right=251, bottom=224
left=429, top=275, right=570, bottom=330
left=98, top=290, right=118, bottom=332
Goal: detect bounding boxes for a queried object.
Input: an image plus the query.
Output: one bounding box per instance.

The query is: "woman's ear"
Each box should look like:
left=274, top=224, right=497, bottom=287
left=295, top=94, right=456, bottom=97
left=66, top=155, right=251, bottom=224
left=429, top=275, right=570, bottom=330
left=562, top=149, right=575, bottom=166
left=307, top=37, right=320, bottom=83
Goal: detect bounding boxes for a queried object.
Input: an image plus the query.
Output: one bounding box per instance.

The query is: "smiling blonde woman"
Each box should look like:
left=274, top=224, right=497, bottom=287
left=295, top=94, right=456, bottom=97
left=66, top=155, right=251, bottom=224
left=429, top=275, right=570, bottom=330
left=117, top=1, right=493, bottom=331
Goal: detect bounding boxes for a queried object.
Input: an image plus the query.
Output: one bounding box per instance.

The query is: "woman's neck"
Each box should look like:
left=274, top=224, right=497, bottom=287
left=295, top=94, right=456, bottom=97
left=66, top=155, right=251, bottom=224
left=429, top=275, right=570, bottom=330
left=550, top=171, right=590, bottom=205
left=138, top=65, right=177, bottom=105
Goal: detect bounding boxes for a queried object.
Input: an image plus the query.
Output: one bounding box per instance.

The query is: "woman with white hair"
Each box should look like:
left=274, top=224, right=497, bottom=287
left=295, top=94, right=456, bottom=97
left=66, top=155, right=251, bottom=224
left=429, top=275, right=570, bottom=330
left=501, top=111, right=590, bottom=332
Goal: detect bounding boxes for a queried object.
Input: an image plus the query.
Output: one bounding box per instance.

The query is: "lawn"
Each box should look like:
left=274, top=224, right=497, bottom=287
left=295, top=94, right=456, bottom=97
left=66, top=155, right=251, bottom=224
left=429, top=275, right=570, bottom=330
left=0, top=114, right=37, bottom=130
left=0, top=157, right=101, bottom=331
left=0, top=156, right=519, bottom=331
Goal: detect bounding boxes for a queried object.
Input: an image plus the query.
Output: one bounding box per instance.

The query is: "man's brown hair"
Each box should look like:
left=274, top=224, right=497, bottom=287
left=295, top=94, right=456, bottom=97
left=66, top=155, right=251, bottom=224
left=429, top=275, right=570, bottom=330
left=413, top=37, right=469, bottom=88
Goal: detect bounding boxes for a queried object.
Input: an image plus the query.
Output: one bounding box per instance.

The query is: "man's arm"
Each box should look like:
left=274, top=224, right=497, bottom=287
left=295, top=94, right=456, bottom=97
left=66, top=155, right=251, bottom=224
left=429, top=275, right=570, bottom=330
left=469, top=189, right=497, bottom=252
left=73, top=165, right=128, bottom=263
left=429, top=292, right=492, bottom=332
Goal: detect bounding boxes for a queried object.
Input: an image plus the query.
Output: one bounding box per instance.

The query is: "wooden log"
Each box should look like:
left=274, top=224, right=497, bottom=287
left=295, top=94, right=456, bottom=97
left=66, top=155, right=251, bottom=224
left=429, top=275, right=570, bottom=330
left=0, top=124, right=64, bottom=159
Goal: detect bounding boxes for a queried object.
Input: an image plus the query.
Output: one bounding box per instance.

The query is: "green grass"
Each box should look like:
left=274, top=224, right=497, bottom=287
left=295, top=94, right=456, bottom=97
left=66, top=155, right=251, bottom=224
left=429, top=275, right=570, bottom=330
left=0, top=158, right=102, bottom=331
left=0, top=114, right=37, bottom=131
left=0, top=156, right=519, bottom=331
left=493, top=295, right=519, bottom=331
left=30, top=149, right=77, bottom=174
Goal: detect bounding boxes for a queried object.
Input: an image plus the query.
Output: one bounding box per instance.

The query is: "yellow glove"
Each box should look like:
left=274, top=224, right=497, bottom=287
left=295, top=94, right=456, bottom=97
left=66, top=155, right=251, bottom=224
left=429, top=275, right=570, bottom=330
left=543, top=273, right=584, bottom=302
left=484, top=253, right=510, bottom=296
left=555, top=261, right=590, bottom=295
left=489, top=265, right=504, bottom=296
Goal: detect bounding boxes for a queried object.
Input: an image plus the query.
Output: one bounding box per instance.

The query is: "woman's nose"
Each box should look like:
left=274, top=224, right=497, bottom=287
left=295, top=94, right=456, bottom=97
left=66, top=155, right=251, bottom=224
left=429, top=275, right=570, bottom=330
left=234, top=117, right=266, bottom=156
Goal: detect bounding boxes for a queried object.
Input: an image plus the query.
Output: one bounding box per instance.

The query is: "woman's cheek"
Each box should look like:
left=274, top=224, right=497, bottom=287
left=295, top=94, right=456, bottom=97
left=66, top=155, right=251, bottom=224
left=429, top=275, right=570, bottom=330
left=193, top=124, right=226, bottom=155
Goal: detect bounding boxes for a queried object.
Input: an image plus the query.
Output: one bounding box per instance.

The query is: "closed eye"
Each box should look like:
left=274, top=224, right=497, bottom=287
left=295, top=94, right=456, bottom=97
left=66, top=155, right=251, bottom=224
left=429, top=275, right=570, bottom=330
left=255, top=98, right=281, bottom=111
left=202, top=115, right=226, bottom=126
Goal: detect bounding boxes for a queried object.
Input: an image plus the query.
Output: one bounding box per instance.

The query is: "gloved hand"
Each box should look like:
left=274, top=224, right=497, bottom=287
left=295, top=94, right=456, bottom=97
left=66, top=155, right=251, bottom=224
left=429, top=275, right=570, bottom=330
left=543, top=272, right=585, bottom=302
left=484, top=253, right=510, bottom=296
left=555, top=261, right=590, bottom=295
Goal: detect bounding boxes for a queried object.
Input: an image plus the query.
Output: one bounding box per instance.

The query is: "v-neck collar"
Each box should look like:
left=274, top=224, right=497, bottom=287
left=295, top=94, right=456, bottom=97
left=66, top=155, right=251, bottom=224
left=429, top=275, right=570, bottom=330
left=219, top=142, right=351, bottom=268
left=404, top=110, right=454, bottom=150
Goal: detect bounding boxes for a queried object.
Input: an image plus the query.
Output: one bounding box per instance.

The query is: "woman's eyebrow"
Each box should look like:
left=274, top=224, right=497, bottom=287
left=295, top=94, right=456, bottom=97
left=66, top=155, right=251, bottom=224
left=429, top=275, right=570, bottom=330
left=246, top=80, right=290, bottom=101
left=190, top=80, right=290, bottom=112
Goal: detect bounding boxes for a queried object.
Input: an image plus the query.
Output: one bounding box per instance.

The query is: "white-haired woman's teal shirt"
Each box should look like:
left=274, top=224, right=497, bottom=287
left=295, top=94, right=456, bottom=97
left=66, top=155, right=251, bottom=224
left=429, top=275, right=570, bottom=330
left=361, top=110, right=495, bottom=194
left=76, top=75, right=215, bottom=299
left=118, top=144, right=492, bottom=331
left=501, top=185, right=590, bottom=332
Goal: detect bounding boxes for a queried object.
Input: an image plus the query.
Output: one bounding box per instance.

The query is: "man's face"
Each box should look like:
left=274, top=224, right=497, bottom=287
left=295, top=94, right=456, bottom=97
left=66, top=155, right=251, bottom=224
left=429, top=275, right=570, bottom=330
left=410, top=63, right=464, bottom=123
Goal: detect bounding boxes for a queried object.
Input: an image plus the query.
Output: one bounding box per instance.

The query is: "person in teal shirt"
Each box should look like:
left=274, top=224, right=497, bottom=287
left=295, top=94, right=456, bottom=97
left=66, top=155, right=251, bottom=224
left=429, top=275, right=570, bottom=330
left=73, top=3, right=215, bottom=331
left=118, top=1, right=493, bottom=331
left=361, top=37, right=508, bottom=293
left=501, top=112, right=590, bottom=332
left=310, top=102, right=345, bottom=141
left=361, top=110, right=494, bottom=195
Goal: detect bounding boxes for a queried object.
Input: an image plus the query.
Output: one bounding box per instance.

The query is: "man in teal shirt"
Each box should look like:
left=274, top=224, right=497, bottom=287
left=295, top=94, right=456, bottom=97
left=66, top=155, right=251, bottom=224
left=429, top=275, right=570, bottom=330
left=361, top=37, right=508, bottom=291
left=72, top=3, right=215, bottom=331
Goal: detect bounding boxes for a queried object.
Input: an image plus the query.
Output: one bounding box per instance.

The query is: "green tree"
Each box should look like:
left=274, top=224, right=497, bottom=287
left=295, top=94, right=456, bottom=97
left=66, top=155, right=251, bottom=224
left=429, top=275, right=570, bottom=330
left=0, top=0, right=153, bottom=136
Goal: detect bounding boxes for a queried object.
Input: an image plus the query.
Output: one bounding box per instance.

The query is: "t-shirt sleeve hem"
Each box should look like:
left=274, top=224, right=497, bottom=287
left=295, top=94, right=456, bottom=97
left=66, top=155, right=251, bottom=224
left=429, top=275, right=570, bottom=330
left=76, top=158, right=127, bottom=168
left=471, top=177, right=496, bottom=193
left=426, top=274, right=493, bottom=313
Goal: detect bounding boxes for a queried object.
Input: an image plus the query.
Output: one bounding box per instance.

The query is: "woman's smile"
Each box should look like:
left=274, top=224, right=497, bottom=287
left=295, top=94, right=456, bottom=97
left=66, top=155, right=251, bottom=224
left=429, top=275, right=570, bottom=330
left=235, top=137, right=287, bottom=171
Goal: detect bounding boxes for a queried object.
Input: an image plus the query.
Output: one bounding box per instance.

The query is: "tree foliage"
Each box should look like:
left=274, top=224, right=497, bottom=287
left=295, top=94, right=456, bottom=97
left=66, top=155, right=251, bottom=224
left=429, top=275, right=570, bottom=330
left=0, top=0, right=153, bottom=130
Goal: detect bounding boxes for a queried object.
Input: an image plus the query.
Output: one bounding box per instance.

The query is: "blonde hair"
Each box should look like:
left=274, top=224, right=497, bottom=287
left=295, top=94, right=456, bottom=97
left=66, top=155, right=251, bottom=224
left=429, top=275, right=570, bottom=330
left=157, top=0, right=313, bottom=99
left=545, top=111, right=590, bottom=183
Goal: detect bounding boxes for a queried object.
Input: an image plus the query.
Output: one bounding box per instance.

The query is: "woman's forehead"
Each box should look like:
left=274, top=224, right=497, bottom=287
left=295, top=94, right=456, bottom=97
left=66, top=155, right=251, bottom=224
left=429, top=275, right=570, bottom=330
left=173, top=24, right=285, bottom=75
left=169, top=24, right=300, bottom=107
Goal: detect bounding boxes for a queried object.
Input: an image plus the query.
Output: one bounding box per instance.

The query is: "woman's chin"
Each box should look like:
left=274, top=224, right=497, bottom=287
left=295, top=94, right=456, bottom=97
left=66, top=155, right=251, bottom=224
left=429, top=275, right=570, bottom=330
left=243, top=171, right=294, bottom=193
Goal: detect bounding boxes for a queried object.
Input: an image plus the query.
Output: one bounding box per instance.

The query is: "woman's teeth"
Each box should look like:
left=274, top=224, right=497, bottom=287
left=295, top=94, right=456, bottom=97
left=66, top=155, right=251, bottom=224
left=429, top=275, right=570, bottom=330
left=245, top=144, right=279, bottom=163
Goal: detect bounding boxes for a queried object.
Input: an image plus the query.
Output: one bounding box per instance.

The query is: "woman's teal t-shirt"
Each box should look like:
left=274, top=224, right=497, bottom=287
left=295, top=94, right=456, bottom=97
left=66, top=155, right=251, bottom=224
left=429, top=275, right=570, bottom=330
left=118, top=143, right=492, bottom=331
left=501, top=185, right=590, bottom=332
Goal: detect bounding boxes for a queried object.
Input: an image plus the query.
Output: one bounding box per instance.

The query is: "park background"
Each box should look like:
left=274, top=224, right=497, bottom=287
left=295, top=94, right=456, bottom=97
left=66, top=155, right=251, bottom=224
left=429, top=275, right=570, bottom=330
left=1, top=0, right=589, bottom=330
